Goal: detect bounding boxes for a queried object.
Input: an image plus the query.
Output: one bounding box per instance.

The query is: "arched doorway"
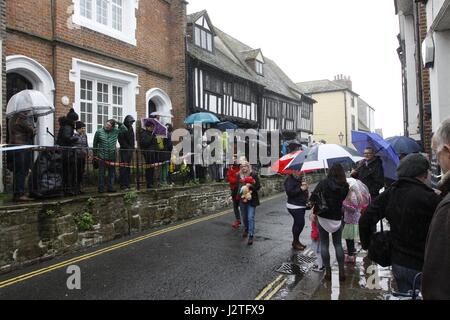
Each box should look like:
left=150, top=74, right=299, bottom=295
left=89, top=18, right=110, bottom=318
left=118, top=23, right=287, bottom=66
left=6, top=55, right=55, bottom=146
left=7, top=73, right=33, bottom=102
left=6, top=73, right=34, bottom=144
left=146, top=88, right=173, bottom=125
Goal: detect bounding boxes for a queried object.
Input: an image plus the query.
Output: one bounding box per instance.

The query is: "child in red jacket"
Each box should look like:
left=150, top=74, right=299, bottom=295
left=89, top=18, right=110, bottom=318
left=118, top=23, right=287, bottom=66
left=227, top=164, right=241, bottom=229
left=310, top=206, right=324, bottom=272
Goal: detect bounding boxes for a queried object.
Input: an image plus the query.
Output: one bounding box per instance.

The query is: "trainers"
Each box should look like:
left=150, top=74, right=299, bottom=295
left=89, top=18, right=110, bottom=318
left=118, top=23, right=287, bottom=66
left=312, top=265, right=325, bottom=272
left=232, top=220, right=241, bottom=229
left=247, top=236, right=254, bottom=245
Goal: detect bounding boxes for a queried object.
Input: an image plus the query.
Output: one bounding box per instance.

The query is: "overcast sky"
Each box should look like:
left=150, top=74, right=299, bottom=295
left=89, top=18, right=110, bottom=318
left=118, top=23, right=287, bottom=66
left=187, top=0, right=404, bottom=138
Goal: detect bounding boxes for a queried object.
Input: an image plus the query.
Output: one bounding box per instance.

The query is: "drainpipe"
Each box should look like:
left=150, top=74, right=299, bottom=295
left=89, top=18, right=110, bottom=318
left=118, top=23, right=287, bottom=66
left=414, top=1, right=425, bottom=146
left=51, top=0, right=57, bottom=144
left=344, top=92, right=348, bottom=146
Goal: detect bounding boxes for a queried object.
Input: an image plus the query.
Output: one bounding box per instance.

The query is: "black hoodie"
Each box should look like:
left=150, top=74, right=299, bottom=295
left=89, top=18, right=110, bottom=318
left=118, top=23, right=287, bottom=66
left=118, top=115, right=135, bottom=150
left=56, top=117, right=77, bottom=147
left=310, top=177, right=349, bottom=221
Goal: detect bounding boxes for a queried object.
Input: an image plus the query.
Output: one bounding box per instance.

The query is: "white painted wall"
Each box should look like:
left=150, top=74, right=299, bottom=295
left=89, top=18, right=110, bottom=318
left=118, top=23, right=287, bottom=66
left=401, top=13, right=420, bottom=139
left=430, top=30, right=450, bottom=131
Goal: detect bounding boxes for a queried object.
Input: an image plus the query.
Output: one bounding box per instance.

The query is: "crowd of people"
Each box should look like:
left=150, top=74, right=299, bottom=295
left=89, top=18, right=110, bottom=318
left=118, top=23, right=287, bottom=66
left=6, top=107, right=450, bottom=299
left=276, top=122, right=450, bottom=299
left=7, top=108, right=175, bottom=200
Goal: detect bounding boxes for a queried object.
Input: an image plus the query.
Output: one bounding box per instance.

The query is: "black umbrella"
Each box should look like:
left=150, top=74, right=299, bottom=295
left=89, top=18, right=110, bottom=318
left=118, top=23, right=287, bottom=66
left=215, top=121, right=238, bottom=131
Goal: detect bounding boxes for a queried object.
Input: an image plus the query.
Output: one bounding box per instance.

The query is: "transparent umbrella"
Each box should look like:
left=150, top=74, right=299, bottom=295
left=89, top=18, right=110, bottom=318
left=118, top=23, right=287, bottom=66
left=6, top=90, right=54, bottom=118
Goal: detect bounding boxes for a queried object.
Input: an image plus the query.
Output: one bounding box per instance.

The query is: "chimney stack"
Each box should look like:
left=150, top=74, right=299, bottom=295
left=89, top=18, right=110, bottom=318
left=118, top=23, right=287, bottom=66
left=333, top=74, right=352, bottom=90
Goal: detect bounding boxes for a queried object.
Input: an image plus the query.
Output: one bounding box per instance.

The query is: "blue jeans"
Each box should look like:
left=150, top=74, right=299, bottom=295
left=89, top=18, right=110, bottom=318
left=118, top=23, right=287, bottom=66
left=392, top=264, right=422, bottom=294
left=98, top=161, right=115, bottom=192
left=240, top=203, right=256, bottom=236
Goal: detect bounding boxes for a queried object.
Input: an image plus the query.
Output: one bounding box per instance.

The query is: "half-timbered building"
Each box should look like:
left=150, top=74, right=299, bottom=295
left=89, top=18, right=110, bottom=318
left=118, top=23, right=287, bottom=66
left=186, top=10, right=314, bottom=143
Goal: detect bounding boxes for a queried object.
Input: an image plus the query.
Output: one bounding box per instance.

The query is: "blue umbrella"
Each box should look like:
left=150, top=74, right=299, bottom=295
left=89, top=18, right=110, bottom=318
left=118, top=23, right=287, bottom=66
left=215, top=121, right=238, bottom=131
left=385, top=136, right=421, bottom=155
left=184, top=112, right=220, bottom=125
left=351, top=131, right=400, bottom=180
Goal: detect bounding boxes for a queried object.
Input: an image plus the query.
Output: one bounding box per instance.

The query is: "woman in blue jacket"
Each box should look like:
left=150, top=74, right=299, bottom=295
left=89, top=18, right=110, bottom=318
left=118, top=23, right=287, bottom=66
left=284, top=172, right=309, bottom=251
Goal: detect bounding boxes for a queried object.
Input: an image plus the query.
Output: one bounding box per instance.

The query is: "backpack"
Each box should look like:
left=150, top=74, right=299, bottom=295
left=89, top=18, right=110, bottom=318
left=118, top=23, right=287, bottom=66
left=367, top=186, right=395, bottom=267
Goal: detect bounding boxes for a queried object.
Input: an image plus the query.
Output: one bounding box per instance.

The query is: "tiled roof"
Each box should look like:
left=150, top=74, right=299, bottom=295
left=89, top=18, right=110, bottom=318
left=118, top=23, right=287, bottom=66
left=186, top=11, right=310, bottom=102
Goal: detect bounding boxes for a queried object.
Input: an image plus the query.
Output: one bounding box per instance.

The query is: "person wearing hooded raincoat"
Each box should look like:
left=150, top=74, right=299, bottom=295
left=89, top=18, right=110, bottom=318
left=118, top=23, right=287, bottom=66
left=342, top=178, right=370, bottom=263
left=118, top=115, right=136, bottom=190
left=56, top=108, right=79, bottom=196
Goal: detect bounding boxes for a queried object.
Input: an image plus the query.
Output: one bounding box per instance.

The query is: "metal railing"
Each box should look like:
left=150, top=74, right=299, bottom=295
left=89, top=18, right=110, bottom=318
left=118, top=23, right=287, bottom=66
left=2, top=145, right=273, bottom=201
left=1, top=146, right=185, bottom=200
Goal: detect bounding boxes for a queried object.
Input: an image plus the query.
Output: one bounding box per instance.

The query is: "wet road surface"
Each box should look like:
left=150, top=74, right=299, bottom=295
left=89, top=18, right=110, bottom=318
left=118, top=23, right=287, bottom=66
left=0, top=193, right=314, bottom=300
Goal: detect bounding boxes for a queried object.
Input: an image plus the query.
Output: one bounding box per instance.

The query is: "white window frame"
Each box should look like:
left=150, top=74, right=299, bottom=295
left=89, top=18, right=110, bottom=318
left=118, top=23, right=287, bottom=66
left=72, top=0, right=139, bottom=46
left=255, top=60, right=264, bottom=75
left=80, top=78, right=94, bottom=133
left=70, top=58, right=139, bottom=144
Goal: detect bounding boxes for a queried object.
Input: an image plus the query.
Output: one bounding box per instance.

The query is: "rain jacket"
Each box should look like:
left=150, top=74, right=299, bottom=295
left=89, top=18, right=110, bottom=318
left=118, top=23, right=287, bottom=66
left=284, top=175, right=309, bottom=207
left=56, top=117, right=77, bottom=148
left=360, top=177, right=441, bottom=272
left=73, top=132, right=88, bottom=158
left=227, top=165, right=241, bottom=198
left=8, top=113, right=35, bottom=145
left=158, top=132, right=173, bottom=162
left=351, top=157, right=384, bottom=197
left=422, top=172, right=450, bottom=300
left=93, top=122, right=127, bottom=160
left=118, top=115, right=135, bottom=150
left=140, top=130, right=158, bottom=164
left=310, top=178, right=349, bottom=221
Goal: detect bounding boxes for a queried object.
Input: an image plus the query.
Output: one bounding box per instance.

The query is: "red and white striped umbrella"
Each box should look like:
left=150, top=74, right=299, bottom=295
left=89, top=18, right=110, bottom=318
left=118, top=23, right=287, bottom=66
left=271, top=150, right=303, bottom=174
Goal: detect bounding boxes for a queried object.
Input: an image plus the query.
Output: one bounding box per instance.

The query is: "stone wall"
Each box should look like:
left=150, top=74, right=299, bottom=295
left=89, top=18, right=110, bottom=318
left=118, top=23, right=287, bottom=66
left=0, top=176, right=286, bottom=274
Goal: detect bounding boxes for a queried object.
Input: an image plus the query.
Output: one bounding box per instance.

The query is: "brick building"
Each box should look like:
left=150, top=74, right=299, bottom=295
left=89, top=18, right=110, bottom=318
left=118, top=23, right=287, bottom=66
left=4, top=0, right=187, bottom=145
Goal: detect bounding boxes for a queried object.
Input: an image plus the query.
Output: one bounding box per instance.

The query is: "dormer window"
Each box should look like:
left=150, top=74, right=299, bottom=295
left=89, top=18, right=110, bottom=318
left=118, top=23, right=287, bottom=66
left=255, top=60, right=264, bottom=75
left=194, top=16, right=213, bottom=52
left=244, top=49, right=265, bottom=76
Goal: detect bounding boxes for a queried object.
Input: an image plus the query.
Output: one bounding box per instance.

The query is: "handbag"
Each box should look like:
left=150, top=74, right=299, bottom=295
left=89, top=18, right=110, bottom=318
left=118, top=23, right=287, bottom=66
left=368, top=231, right=392, bottom=267
left=315, top=191, right=329, bottom=216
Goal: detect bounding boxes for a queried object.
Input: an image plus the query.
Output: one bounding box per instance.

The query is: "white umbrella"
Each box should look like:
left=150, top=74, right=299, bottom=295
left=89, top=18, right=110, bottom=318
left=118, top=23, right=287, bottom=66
left=286, top=144, right=364, bottom=171
left=150, top=111, right=174, bottom=118
left=6, top=90, right=55, bottom=118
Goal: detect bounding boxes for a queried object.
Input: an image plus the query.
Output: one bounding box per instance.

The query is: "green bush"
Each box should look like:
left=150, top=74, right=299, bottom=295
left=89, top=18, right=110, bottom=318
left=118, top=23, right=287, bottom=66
left=46, top=209, right=56, bottom=217
left=74, top=212, right=95, bottom=232
left=124, top=190, right=138, bottom=206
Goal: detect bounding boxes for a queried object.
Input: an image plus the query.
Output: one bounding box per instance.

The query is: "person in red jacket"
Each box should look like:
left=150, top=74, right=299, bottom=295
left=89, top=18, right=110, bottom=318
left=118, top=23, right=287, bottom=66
left=227, top=157, right=241, bottom=229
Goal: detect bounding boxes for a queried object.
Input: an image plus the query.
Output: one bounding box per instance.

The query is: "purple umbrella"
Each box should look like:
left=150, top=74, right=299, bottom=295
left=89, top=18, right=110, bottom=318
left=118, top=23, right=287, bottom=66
left=142, top=118, right=167, bottom=137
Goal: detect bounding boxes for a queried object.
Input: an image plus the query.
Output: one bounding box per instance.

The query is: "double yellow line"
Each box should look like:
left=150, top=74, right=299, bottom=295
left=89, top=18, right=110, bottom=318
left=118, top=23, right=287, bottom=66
left=0, top=193, right=285, bottom=290
left=0, top=210, right=232, bottom=289
left=254, top=275, right=287, bottom=300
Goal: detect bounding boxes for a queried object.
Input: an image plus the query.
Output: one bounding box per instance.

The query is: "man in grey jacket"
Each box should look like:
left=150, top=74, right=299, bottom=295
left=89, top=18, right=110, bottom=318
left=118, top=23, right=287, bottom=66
left=422, top=118, right=450, bottom=300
